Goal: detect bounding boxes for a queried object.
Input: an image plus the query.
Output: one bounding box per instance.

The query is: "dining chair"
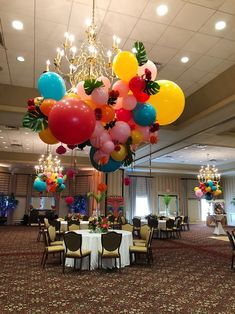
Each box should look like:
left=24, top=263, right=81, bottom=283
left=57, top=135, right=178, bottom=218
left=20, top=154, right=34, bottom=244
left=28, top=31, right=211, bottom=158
left=68, top=220, right=80, bottom=231
left=47, top=225, right=64, bottom=246
left=63, top=232, right=91, bottom=273
left=108, top=214, right=116, bottom=229
left=37, top=218, right=45, bottom=242
left=50, top=220, right=64, bottom=239
left=226, top=231, right=235, bottom=269
left=98, top=231, right=122, bottom=272
left=173, top=217, right=182, bottom=239
left=129, top=228, right=154, bottom=266
left=82, top=215, right=89, bottom=221
left=159, top=219, right=175, bottom=239
left=41, top=229, right=64, bottom=269
left=44, top=217, right=50, bottom=229
left=147, top=217, right=159, bottom=239
left=132, top=217, right=141, bottom=238
left=122, top=223, right=133, bottom=233
left=133, top=224, right=150, bottom=245
left=181, top=216, right=190, bottom=231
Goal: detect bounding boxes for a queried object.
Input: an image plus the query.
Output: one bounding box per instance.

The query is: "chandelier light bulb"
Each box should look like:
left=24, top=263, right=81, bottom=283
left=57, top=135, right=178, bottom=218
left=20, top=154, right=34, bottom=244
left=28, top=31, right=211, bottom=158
left=85, top=18, right=92, bottom=27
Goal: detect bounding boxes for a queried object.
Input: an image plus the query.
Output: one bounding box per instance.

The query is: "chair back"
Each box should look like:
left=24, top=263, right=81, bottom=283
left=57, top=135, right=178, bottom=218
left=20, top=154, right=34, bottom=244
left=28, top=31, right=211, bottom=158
left=148, top=217, right=158, bottom=229
left=43, top=229, right=50, bottom=247
left=166, top=219, right=175, bottom=229
left=50, top=220, right=61, bottom=232
left=132, top=217, right=141, bottom=228
left=174, top=217, right=182, bottom=228
left=68, top=220, right=80, bottom=231
left=101, top=231, right=122, bottom=252
left=232, top=230, right=235, bottom=241
left=48, top=225, right=56, bottom=242
left=122, top=223, right=133, bottom=232
left=44, top=218, right=50, bottom=228
left=227, top=231, right=235, bottom=250
left=145, top=229, right=153, bottom=248
left=82, top=215, right=89, bottom=221
left=183, top=216, right=189, bottom=223
left=64, top=232, right=82, bottom=253
left=159, top=216, right=166, bottom=220
left=108, top=215, right=115, bottom=223
left=140, top=224, right=150, bottom=240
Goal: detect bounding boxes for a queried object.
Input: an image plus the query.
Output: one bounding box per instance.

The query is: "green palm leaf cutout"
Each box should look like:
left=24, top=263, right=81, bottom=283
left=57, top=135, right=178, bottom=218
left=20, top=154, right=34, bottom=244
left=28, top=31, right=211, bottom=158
left=84, top=79, right=104, bottom=95
left=133, top=41, right=148, bottom=66
left=22, top=108, right=48, bottom=132
left=144, top=81, right=160, bottom=95
left=122, top=137, right=135, bottom=167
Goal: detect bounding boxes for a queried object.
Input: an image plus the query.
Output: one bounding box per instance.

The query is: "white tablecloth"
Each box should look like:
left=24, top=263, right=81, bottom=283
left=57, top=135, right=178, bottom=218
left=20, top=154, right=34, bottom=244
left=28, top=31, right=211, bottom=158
left=60, top=221, right=89, bottom=231
left=65, top=230, right=133, bottom=270
left=213, top=214, right=226, bottom=235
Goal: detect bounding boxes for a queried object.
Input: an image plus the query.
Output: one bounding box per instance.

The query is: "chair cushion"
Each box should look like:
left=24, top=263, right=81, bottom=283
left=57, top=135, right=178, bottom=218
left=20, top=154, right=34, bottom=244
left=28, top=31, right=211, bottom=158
left=66, top=249, right=91, bottom=257
left=98, top=249, right=119, bottom=257
left=129, top=245, right=147, bottom=253
left=47, top=245, right=64, bottom=253
left=133, top=239, right=145, bottom=244
left=133, top=242, right=146, bottom=247
left=50, top=241, right=64, bottom=246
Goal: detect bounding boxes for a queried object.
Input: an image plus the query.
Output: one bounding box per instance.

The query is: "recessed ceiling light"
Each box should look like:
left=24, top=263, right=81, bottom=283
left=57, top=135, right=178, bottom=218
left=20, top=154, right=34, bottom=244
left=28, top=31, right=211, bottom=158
left=4, top=146, right=8, bottom=149
left=25, top=132, right=29, bottom=135
left=12, top=20, right=23, bottom=30
left=181, top=56, right=189, bottom=63
left=184, top=147, right=188, bottom=150
left=17, top=56, right=25, bottom=62
left=215, top=20, right=226, bottom=30
left=0, top=136, right=3, bottom=139
left=2, top=141, right=6, bottom=144
left=26, top=147, right=30, bottom=150
left=156, top=4, right=168, bottom=16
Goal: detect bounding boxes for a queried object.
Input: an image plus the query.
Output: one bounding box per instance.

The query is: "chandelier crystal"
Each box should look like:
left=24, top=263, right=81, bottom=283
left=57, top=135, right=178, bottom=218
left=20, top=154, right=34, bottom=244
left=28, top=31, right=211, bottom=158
left=197, top=163, right=220, bottom=183
left=48, top=0, right=120, bottom=89
left=35, top=152, right=63, bottom=174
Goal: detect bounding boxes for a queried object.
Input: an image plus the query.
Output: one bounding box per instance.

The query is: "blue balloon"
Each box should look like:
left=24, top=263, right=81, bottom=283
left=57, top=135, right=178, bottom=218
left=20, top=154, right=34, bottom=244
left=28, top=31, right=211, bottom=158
left=205, top=192, right=213, bottom=201
left=33, top=180, right=47, bottom=192
left=207, top=180, right=213, bottom=186
left=57, top=177, right=64, bottom=185
left=211, top=185, right=217, bottom=191
left=38, top=71, right=66, bottom=101
left=90, top=147, right=122, bottom=173
left=132, top=103, right=156, bottom=126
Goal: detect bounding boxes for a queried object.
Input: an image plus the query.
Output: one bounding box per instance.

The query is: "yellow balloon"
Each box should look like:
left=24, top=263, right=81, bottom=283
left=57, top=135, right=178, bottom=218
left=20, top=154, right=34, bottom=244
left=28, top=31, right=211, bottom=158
left=131, top=130, right=143, bottom=145
left=63, top=93, right=80, bottom=99
left=149, top=80, right=185, bottom=125
left=194, top=187, right=199, bottom=191
left=205, top=187, right=211, bottom=193
left=84, top=99, right=96, bottom=110
left=111, top=145, right=127, bottom=161
left=39, top=128, right=59, bottom=145
left=112, top=51, right=138, bottom=82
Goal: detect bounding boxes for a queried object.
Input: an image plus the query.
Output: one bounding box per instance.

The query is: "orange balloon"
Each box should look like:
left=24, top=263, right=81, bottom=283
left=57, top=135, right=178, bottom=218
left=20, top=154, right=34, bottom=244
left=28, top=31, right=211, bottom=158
left=101, top=105, right=115, bottom=123
left=39, top=127, right=59, bottom=145
left=40, top=99, right=56, bottom=116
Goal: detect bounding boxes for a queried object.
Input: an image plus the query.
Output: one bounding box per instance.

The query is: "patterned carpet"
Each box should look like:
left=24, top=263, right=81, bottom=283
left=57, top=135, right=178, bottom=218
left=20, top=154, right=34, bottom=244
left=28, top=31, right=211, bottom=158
left=0, top=224, right=234, bottom=314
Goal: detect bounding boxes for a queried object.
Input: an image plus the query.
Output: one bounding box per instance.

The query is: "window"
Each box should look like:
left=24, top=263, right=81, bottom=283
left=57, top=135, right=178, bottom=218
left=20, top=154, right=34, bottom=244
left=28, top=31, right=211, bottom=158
left=135, top=196, right=150, bottom=217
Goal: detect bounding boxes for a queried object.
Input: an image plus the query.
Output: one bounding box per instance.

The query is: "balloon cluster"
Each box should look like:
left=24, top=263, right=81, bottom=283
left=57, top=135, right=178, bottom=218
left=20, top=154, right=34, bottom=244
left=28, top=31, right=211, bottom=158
left=194, top=180, right=222, bottom=201
left=23, top=42, right=185, bottom=173
left=33, top=172, right=66, bottom=193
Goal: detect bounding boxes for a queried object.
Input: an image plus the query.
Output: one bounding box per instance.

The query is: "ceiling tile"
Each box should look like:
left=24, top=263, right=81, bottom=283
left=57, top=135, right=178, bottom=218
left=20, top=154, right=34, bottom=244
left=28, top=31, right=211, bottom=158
left=199, top=11, right=235, bottom=38
left=141, top=0, right=185, bottom=24
left=148, top=45, right=178, bottom=64
left=171, top=3, right=215, bottom=31
left=157, top=64, right=186, bottom=81
left=172, top=78, right=193, bottom=90
left=219, top=0, right=235, bottom=14
left=197, top=72, right=219, bottom=86
left=187, top=0, right=225, bottom=9
left=191, top=55, right=224, bottom=72
left=36, top=0, right=71, bottom=25
left=35, top=19, right=67, bottom=42
left=177, top=66, right=207, bottom=82
left=211, top=59, right=234, bottom=73
left=183, top=33, right=219, bottom=54
left=122, top=38, right=153, bottom=53
left=227, top=52, right=235, bottom=61
left=168, top=50, right=202, bottom=67
left=225, top=28, right=235, bottom=41
left=206, top=39, right=235, bottom=59
left=129, top=19, right=167, bottom=44
left=0, top=0, right=34, bottom=17
left=109, top=0, right=148, bottom=17
left=100, top=12, right=137, bottom=37
left=98, top=32, right=127, bottom=50
left=73, top=0, right=110, bottom=10
left=157, top=26, right=194, bottom=49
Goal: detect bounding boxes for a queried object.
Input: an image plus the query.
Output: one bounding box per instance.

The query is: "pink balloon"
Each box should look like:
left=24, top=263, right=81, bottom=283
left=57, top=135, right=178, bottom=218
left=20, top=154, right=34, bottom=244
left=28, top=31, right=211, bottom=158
left=110, top=121, right=131, bottom=143
left=101, top=141, right=115, bottom=154
left=195, top=189, right=203, bottom=198
left=122, top=95, right=137, bottom=110
left=93, top=150, right=109, bottom=165
left=97, top=76, right=111, bottom=91
left=138, top=60, right=157, bottom=80
left=91, top=87, right=108, bottom=106
left=135, top=126, right=150, bottom=142
left=100, top=131, right=111, bottom=144
left=91, top=121, right=104, bottom=138
left=76, top=81, right=90, bottom=100
left=90, top=136, right=101, bottom=148
left=113, top=97, right=123, bottom=110
left=112, top=80, right=129, bottom=97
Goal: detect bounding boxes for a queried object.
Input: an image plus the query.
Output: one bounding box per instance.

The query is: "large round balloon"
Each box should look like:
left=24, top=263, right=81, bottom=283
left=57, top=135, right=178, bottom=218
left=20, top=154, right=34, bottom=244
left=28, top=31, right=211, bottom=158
left=38, top=72, right=66, bottom=101
left=149, top=80, right=185, bottom=125
left=39, top=127, right=59, bottom=145
left=90, top=147, right=122, bottom=173
left=112, top=51, right=138, bottom=82
left=132, top=103, right=156, bottom=126
left=48, top=98, right=96, bottom=145
left=33, top=180, right=47, bottom=192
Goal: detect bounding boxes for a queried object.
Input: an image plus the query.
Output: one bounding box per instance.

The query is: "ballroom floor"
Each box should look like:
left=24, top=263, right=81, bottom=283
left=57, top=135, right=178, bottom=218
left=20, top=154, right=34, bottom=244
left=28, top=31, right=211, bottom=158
left=0, top=224, right=234, bottom=314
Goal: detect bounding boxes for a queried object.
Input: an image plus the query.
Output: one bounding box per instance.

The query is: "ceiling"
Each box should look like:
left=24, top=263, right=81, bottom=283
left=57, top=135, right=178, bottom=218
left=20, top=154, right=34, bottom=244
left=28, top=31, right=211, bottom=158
left=0, top=0, right=235, bottom=176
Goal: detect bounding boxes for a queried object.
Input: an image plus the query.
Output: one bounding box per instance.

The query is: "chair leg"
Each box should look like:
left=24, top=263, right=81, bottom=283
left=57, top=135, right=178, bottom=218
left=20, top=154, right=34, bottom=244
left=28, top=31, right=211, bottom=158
left=232, top=255, right=234, bottom=269
left=43, top=252, right=48, bottom=268
left=129, top=252, right=132, bottom=265
left=88, top=254, right=91, bottom=271
left=63, top=256, right=66, bottom=273
left=119, top=256, right=121, bottom=272
left=80, top=258, right=83, bottom=271
left=41, top=251, right=45, bottom=265
left=115, top=257, right=117, bottom=269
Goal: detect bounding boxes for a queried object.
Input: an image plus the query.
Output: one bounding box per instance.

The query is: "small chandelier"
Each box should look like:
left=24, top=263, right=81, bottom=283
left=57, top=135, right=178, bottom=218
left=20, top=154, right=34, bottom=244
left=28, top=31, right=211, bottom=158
left=197, top=156, right=220, bottom=183
left=46, top=0, right=121, bottom=89
left=35, top=152, right=63, bottom=174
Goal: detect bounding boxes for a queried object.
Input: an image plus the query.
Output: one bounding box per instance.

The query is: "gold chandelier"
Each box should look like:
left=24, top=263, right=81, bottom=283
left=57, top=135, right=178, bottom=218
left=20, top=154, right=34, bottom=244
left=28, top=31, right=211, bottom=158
left=197, top=156, right=220, bottom=183
left=35, top=152, right=63, bottom=174
left=46, top=0, right=121, bottom=89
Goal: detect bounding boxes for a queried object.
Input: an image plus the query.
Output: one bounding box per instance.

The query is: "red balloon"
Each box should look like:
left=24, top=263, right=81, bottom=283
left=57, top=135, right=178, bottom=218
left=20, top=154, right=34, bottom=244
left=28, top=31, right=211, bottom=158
left=48, top=99, right=96, bottom=145
left=115, top=108, right=132, bottom=122
left=134, top=91, right=150, bottom=103
left=129, top=76, right=146, bottom=94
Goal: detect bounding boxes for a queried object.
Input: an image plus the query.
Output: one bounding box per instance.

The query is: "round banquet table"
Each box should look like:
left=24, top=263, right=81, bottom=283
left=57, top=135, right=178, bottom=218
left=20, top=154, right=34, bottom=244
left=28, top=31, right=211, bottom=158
left=60, top=220, right=89, bottom=232
left=65, top=229, right=133, bottom=270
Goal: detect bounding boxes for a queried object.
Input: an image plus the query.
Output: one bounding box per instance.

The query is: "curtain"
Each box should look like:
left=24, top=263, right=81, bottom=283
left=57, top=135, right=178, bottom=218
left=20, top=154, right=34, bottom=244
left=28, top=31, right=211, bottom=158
left=146, top=177, right=152, bottom=213
left=128, top=176, right=137, bottom=222
left=223, top=177, right=235, bottom=225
